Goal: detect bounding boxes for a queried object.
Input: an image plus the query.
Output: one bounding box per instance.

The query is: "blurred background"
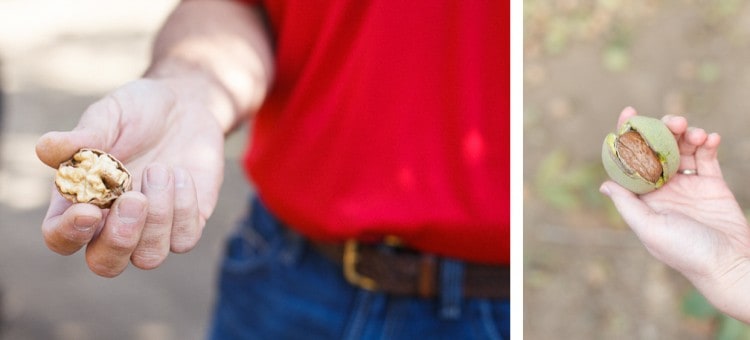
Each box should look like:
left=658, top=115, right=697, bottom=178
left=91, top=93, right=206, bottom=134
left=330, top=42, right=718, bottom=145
left=0, top=1, right=253, bottom=339
left=524, top=0, right=750, bottom=339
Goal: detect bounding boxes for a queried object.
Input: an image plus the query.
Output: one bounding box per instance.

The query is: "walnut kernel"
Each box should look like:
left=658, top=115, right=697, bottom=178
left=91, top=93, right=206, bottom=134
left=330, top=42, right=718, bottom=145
left=55, top=149, right=132, bottom=208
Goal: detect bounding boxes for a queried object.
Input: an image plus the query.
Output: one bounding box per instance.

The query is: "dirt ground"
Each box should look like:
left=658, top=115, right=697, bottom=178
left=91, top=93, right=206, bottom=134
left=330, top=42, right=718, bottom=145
left=524, top=1, right=750, bottom=339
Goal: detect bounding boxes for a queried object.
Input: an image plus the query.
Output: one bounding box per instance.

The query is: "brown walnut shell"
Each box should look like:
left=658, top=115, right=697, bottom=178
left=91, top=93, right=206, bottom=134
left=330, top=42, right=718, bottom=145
left=616, top=131, right=663, bottom=183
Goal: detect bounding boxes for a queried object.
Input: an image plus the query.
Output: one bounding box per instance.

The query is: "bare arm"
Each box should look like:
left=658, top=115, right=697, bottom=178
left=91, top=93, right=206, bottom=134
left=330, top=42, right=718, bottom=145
left=146, top=0, right=274, bottom=133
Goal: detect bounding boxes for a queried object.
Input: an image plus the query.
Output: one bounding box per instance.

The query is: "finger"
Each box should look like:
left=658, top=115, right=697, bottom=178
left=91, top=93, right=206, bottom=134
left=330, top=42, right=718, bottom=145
left=677, top=127, right=707, bottom=172
left=131, top=164, right=174, bottom=270
left=695, top=132, right=723, bottom=177
left=659, top=115, right=693, bottom=171
left=85, top=192, right=147, bottom=278
left=679, top=127, right=707, bottom=156
left=36, top=130, right=108, bottom=169
left=600, top=181, right=657, bottom=240
left=661, top=115, right=688, bottom=139
left=45, top=183, right=74, bottom=218
left=170, top=167, right=202, bottom=253
left=617, top=106, right=638, bottom=129
left=35, top=97, right=121, bottom=168
left=42, top=196, right=102, bottom=256
left=600, top=181, right=682, bottom=259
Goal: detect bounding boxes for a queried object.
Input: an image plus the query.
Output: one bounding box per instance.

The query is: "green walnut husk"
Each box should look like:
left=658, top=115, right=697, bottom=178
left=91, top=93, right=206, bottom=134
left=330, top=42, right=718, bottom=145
left=601, top=116, right=680, bottom=194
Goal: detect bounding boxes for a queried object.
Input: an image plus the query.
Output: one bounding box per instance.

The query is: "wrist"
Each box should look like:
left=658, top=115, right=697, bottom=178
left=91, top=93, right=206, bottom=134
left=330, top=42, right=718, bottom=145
left=142, top=0, right=273, bottom=133
left=144, top=60, right=238, bottom=133
left=689, top=255, right=750, bottom=323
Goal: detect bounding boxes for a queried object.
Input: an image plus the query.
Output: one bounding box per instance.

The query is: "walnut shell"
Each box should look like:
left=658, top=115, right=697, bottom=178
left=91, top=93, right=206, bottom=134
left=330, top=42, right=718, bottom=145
left=602, top=116, right=680, bottom=194
left=616, top=131, right=663, bottom=183
left=55, top=148, right=132, bottom=208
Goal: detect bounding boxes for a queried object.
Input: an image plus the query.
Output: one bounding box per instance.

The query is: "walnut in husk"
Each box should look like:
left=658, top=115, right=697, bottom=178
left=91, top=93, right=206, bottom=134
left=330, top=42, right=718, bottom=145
left=601, top=116, right=680, bottom=194
left=55, top=149, right=132, bottom=208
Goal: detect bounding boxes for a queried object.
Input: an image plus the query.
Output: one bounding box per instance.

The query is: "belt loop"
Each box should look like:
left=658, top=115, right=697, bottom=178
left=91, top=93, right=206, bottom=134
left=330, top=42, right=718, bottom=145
left=439, top=258, right=464, bottom=320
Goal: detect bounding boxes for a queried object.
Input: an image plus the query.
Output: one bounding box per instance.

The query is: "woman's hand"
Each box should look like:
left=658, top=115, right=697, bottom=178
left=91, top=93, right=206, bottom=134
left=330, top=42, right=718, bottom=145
left=602, top=107, right=750, bottom=322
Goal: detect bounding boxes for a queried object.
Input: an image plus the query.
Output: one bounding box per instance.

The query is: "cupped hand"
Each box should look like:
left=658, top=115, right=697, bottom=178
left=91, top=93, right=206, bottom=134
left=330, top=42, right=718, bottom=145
left=602, top=107, right=750, bottom=322
left=36, top=78, right=226, bottom=277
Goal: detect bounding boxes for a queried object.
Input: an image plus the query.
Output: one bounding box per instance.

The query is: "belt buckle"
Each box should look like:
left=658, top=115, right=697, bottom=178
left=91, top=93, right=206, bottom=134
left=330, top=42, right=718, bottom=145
left=343, top=239, right=378, bottom=291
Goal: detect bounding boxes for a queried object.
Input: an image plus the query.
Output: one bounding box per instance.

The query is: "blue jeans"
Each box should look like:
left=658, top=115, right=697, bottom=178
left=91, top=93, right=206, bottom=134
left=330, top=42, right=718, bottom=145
left=209, top=197, right=510, bottom=339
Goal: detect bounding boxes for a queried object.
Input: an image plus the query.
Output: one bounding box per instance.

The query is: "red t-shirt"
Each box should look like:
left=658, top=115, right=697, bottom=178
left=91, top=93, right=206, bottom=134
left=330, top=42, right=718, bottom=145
left=239, top=1, right=509, bottom=264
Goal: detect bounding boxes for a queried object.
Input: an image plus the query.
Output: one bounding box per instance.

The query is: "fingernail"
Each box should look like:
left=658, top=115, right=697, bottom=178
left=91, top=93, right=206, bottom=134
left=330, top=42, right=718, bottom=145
left=173, top=167, right=188, bottom=189
left=146, top=165, right=170, bottom=190
left=73, top=216, right=98, bottom=232
left=116, top=196, right=144, bottom=223
left=599, top=184, right=611, bottom=196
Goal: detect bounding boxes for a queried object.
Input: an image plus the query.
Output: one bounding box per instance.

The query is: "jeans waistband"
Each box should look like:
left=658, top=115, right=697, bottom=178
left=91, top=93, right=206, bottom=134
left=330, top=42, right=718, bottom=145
left=245, top=196, right=508, bottom=318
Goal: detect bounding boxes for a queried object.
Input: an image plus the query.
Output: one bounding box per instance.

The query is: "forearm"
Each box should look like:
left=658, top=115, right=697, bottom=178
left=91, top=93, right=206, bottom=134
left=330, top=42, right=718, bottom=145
left=145, top=0, right=274, bottom=133
left=691, top=257, right=750, bottom=324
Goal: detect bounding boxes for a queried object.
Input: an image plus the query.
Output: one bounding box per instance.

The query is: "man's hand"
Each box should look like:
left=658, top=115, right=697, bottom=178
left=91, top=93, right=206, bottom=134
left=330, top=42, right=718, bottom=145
left=36, top=78, right=225, bottom=277
left=601, top=107, right=750, bottom=323
left=34, top=0, right=272, bottom=278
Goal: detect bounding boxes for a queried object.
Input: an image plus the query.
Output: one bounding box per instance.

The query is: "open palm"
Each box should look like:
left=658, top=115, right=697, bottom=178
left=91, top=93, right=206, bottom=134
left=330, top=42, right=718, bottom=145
left=36, top=78, right=226, bottom=277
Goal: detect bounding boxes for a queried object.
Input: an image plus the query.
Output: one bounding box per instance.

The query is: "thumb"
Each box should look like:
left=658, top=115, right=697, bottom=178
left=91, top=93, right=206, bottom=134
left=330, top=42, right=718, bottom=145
left=36, top=98, right=120, bottom=168
left=600, top=181, right=656, bottom=236
left=36, top=130, right=108, bottom=168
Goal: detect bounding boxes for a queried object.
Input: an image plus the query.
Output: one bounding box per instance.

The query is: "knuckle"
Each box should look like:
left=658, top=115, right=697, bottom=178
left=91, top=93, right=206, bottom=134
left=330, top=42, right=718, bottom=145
left=170, top=217, right=202, bottom=254
left=107, top=234, right=138, bottom=254
left=86, top=259, right=123, bottom=278
left=170, top=233, right=199, bottom=254
left=147, top=209, right=173, bottom=226
left=172, top=205, right=194, bottom=223
left=131, top=250, right=167, bottom=270
left=65, top=228, right=95, bottom=245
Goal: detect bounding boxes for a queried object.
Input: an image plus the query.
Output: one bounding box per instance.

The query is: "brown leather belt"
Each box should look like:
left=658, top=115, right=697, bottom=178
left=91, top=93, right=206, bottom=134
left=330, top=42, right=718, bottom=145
left=312, top=240, right=509, bottom=299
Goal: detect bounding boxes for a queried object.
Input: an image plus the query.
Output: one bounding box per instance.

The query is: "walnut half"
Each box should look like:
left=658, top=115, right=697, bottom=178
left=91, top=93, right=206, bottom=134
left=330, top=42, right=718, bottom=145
left=55, top=149, right=132, bottom=208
